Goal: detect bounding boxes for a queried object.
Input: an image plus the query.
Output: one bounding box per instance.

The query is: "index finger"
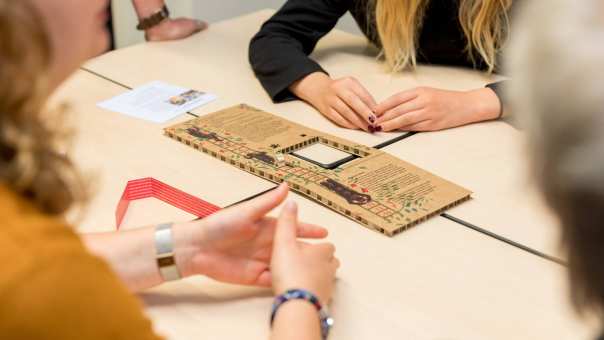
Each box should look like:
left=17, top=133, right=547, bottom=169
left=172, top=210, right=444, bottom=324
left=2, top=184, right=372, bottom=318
left=236, top=183, right=289, bottom=221
left=339, top=91, right=376, bottom=127
left=349, top=81, right=378, bottom=121
left=375, top=90, right=419, bottom=116
left=296, top=222, right=329, bottom=239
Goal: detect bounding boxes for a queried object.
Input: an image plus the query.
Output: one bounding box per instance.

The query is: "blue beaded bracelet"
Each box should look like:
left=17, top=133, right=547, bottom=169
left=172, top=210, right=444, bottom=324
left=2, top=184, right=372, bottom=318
left=270, top=289, right=333, bottom=340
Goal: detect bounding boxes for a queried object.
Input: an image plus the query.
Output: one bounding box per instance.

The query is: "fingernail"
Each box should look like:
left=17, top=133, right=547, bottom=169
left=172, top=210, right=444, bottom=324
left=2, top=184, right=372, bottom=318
left=368, top=125, right=376, bottom=133
left=368, top=115, right=375, bottom=123
left=197, top=20, right=208, bottom=29
left=375, top=125, right=382, bottom=132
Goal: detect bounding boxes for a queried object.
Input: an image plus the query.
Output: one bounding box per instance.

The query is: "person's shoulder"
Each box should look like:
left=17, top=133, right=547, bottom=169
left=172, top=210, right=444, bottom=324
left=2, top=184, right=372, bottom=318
left=0, top=184, right=162, bottom=340
left=0, top=183, right=85, bottom=290
left=0, top=248, right=162, bottom=340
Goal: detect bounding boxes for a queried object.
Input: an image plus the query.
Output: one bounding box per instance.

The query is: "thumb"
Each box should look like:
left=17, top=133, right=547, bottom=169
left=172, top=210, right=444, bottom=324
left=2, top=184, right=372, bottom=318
left=274, top=200, right=299, bottom=249
left=195, top=20, right=208, bottom=31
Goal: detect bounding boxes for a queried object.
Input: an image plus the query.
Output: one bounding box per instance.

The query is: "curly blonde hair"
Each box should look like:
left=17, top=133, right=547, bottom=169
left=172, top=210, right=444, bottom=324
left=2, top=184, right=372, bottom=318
left=0, top=0, right=87, bottom=215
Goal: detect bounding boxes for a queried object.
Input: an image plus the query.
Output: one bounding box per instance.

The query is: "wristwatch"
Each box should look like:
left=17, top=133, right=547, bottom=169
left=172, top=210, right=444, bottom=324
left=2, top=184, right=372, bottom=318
left=136, top=5, right=170, bottom=31
left=155, top=223, right=181, bottom=281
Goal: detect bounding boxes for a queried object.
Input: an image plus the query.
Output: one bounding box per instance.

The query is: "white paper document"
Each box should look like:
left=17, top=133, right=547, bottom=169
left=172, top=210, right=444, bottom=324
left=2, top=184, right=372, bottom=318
left=98, top=81, right=217, bottom=123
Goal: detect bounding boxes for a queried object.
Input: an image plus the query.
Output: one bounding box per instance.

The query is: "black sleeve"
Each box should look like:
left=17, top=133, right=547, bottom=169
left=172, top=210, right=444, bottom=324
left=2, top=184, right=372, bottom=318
left=249, top=0, right=352, bottom=102
left=486, top=80, right=506, bottom=118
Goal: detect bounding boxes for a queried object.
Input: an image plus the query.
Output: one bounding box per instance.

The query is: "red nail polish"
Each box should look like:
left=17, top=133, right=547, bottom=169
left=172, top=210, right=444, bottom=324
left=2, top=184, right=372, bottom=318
left=368, top=125, right=376, bottom=133
left=368, top=116, right=375, bottom=123
left=375, top=125, right=382, bottom=132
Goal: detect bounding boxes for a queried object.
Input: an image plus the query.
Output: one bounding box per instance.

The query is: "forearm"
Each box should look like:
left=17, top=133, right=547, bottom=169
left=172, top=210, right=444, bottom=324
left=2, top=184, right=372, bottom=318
left=249, top=0, right=347, bottom=102
left=82, top=227, right=163, bottom=291
left=131, top=0, right=165, bottom=19
left=270, top=301, right=322, bottom=340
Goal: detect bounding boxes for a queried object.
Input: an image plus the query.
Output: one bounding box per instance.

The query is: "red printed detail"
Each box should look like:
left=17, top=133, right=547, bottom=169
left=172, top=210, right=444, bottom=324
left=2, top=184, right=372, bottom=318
left=116, top=177, right=221, bottom=229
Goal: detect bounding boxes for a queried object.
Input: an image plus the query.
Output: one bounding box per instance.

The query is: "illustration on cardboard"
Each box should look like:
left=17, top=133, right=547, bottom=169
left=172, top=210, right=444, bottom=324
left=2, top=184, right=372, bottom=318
left=165, top=104, right=472, bottom=236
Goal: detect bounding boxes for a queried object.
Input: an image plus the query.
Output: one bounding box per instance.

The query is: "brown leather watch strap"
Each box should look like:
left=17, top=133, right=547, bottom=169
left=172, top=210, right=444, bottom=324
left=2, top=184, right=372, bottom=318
left=136, top=5, right=170, bottom=31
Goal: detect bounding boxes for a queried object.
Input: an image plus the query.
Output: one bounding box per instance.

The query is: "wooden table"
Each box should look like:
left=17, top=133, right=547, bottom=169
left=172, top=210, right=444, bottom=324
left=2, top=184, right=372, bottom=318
left=50, top=10, right=594, bottom=340
left=52, top=70, right=273, bottom=231
left=83, top=10, right=562, bottom=260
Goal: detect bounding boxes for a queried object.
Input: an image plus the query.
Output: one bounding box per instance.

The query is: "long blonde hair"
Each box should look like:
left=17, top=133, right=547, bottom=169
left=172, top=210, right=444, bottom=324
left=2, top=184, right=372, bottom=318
left=0, top=0, right=87, bottom=215
left=373, top=0, right=512, bottom=73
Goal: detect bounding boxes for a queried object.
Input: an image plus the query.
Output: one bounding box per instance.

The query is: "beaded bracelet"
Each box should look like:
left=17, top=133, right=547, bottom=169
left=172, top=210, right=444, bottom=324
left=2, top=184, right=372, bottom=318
left=270, top=289, right=333, bottom=340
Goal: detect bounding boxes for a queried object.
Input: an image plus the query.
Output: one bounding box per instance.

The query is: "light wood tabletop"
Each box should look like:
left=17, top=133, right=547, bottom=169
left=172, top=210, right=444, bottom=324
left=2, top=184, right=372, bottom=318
left=82, top=10, right=562, bottom=260
left=49, top=10, right=595, bottom=340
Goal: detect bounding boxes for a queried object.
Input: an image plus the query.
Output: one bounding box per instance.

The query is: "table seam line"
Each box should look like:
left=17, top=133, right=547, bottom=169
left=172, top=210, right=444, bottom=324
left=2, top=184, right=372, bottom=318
left=440, top=212, right=566, bottom=266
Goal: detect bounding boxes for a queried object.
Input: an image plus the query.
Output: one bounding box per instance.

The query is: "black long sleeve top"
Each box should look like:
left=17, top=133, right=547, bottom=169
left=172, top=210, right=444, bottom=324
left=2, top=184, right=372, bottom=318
left=249, top=0, right=508, bottom=103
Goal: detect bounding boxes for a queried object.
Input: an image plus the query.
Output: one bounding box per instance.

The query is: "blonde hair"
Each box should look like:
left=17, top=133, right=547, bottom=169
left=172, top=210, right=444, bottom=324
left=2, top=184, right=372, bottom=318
left=373, top=0, right=512, bottom=73
left=507, top=0, right=604, bottom=319
left=0, top=0, right=88, bottom=215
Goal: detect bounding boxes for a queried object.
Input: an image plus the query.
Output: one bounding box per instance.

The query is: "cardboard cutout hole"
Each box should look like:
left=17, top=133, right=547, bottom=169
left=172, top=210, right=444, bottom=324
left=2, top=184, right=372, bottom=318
left=292, top=143, right=357, bottom=169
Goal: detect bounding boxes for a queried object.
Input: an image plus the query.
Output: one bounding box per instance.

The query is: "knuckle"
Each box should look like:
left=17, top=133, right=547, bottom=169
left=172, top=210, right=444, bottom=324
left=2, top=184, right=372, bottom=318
left=341, top=91, right=355, bottom=102
left=322, top=243, right=336, bottom=254
left=395, top=92, right=407, bottom=101
left=326, top=96, right=338, bottom=106
left=415, top=97, right=428, bottom=107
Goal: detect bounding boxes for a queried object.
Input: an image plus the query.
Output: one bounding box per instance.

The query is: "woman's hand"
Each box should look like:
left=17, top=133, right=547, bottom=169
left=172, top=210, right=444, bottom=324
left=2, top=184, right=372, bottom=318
left=270, top=201, right=339, bottom=304
left=374, top=87, right=502, bottom=132
left=173, top=183, right=329, bottom=287
left=290, top=72, right=378, bottom=132
left=145, top=18, right=207, bottom=42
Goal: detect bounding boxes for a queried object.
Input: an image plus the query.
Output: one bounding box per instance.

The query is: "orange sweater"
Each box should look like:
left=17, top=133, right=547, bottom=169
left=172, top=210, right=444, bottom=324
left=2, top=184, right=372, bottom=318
left=0, top=184, right=163, bottom=340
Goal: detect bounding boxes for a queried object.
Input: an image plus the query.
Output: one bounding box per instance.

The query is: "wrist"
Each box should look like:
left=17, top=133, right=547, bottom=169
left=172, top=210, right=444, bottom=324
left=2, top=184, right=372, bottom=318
left=132, top=0, right=165, bottom=18
left=271, top=289, right=333, bottom=340
left=276, top=286, right=328, bottom=307
left=290, top=72, right=332, bottom=105
left=136, top=3, right=170, bottom=33
left=275, top=298, right=318, bottom=316
left=144, top=19, right=171, bottom=41
left=466, top=88, right=502, bottom=122
left=171, top=220, right=207, bottom=278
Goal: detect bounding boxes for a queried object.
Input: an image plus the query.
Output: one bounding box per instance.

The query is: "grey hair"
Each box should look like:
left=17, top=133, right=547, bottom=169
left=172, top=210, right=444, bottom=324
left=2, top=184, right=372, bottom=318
left=506, top=0, right=604, bottom=317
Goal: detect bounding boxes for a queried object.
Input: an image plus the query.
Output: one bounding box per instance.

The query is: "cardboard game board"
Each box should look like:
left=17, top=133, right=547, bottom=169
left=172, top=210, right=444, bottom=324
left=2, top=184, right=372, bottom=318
left=165, top=104, right=472, bottom=236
